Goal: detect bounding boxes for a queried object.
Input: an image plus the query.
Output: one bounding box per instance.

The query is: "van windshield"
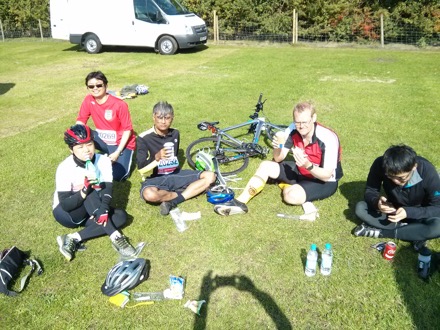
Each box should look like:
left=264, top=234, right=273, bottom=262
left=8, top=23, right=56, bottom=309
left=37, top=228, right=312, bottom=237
left=154, top=0, right=190, bottom=15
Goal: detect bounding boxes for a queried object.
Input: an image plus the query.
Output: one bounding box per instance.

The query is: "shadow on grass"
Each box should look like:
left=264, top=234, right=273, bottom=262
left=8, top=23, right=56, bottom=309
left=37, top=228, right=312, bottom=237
left=393, top=245, right=440, bottom=328
left=112, top=180, right=132, bottom=210
left=61, top=44, right=208, bottom=55
left=193, top=270, right=292, bottom=330
left=338, top=181, right=365, bottom=225
left=0, top=83, right=15, bottom=95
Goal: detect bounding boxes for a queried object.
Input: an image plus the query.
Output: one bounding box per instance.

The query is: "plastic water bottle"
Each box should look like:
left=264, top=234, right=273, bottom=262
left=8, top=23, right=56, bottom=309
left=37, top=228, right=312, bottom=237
left=305, top=244, right=318, bottom=277
left=84, top=155, right=101, bottom=190
left=320, top=243, right=333, bottom=276
left=417, top=247, right=431, bottom=280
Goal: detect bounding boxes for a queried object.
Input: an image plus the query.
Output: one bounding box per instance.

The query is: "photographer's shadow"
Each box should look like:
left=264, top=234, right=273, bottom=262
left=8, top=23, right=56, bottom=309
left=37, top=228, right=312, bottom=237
left=393, top=245, right=440, bottom=328
left=194, top=270, right=292, bottom=330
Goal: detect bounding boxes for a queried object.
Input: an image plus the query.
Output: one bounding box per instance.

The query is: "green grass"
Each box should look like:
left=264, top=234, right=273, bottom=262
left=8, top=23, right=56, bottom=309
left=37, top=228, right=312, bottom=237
left=1, top=40, right=440, bottom=329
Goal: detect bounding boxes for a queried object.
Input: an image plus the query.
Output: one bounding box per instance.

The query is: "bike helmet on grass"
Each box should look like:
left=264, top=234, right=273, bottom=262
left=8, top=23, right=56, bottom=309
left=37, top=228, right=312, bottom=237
left=195, top=151, right=215, bottom=171
left=101, top=258, right=150, bottom=296
left=64, top=124, right=93, bottom=148
left=207, top=185, right=234, bottom=204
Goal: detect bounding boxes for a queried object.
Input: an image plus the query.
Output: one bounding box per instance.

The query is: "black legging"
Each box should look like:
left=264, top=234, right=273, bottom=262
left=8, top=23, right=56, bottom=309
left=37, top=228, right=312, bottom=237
left=355, top=201, right=440, bottom=241
left=53, top=191, right=127, bottom=241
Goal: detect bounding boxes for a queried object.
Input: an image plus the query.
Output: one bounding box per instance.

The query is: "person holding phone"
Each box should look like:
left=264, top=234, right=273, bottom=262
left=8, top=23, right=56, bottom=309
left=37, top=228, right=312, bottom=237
left=353, top=144, right=440, bottom=251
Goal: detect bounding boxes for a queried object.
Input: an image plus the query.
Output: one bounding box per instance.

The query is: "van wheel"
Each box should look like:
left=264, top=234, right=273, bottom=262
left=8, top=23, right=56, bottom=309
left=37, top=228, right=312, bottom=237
left=158, top=36, right=177, bottom=55
left=84, top=35, right=102, bottom=54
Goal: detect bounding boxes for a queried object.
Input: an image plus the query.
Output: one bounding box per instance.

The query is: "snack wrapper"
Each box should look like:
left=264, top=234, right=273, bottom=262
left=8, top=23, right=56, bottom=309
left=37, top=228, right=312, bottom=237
left=184, top=299, right=206, bottom=315
left=163, top=275, right=185, bottom=299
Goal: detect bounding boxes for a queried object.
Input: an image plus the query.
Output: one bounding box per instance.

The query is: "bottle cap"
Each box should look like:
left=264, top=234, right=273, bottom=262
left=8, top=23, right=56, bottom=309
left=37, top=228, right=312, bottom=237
left=325, top=243, right=331, bottom=250
left=311, top=244, right=317, bottom=250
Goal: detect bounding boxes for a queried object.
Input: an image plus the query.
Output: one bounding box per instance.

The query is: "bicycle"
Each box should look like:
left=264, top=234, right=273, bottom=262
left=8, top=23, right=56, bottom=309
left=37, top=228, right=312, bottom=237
left=185, top=93, right=290, bottom=176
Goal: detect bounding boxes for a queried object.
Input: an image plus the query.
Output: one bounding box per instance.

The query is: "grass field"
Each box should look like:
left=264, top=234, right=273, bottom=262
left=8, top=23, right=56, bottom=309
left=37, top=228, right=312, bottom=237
left=1, top=39, right=440, bottom=329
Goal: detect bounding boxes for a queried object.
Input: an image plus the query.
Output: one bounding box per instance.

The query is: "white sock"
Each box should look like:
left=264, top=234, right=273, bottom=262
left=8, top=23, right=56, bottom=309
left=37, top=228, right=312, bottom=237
left=110, top=231, right=122, bottom=242
left=68, top=232, right=81, bottom=242
left=302, top=202, right=317, bottom=214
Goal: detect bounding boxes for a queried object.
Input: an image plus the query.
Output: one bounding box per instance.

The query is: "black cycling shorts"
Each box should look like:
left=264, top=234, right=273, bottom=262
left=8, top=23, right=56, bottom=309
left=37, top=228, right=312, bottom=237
left=140, top=169, right=201, bottom=200
left=277, top=161, right=338, bottom=201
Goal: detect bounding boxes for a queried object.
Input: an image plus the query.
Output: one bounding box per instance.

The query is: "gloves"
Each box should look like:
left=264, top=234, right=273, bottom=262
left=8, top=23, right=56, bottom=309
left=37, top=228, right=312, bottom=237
left=93, top=206, right=109, bottom=226
left=81, top=177, right=93, bottom=195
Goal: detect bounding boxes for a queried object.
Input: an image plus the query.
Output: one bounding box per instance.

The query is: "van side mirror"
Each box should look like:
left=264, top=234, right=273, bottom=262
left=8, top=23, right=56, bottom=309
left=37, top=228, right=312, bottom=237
left=155, top=11, right=166, bottom=24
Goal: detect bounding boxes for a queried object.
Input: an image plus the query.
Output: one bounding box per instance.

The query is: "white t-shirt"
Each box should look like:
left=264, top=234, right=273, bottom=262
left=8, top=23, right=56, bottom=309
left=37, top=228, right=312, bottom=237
left=52, top=154, right=112, bottom=209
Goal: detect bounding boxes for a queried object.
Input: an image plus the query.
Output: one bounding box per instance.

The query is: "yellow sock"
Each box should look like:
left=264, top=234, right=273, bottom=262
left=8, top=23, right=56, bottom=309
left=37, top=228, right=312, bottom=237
left=278, top=182, right=292, bottom=190
left=239, top=175, right=266, bottom=203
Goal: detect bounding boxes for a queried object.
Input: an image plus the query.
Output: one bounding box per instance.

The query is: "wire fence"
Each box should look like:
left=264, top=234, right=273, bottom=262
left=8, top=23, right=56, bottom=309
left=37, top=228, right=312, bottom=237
left=1, top=18, right=439, bottom=48
left=211, top=24, right=439, bottom=47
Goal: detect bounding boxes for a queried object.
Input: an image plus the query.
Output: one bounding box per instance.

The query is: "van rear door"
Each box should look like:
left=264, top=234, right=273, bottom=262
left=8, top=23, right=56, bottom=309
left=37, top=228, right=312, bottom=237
left=50, top=0, right=69, bottom=40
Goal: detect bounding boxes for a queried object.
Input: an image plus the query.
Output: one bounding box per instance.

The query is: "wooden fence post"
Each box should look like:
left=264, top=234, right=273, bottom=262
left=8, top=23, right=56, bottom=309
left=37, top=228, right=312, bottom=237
left=213, top=10, right=217, bottom=44
left=380, top=14, right=384, bottom=48
left=38, top=19, right=43, bottom=41
left=0, top=19, right=4, bottom=42
left=215, top=12, right=219, bottom=44
left=292, top=9, right=296, bottom=44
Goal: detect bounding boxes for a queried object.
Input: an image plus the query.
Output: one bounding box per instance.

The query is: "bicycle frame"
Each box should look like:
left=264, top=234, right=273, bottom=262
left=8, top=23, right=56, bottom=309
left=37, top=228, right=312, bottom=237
left=208, top=118, right=286, bottom=158
left=218, top=119, right=270, bottom=144
left=188, top=93, right=291, bottom=173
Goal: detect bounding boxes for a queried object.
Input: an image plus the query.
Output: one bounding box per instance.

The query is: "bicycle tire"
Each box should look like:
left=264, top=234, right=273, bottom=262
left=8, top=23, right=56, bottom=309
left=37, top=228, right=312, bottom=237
left=266, top=124, right=289, bottom=141
left=186, top=137, right=250, bottom=176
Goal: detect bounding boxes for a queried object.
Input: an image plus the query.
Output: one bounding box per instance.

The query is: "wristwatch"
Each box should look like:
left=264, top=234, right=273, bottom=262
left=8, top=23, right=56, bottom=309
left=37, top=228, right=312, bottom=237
left=306, top=163, right=314, bottom=171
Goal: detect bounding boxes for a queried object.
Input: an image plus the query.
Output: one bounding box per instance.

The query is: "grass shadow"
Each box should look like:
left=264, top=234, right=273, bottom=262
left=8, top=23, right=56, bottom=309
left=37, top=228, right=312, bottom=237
left=193, top=270, right=292, bottom=330
left=0, top=83, right=15, bottom=95
left=61, top=44, right=208, bottom=55
left=338, top=181, right=365, bottom=225
left=393, top=245, right=440, bottom=328
left=112, top=180, right=132, bottom=211
left=62, top=45, right=82, bottom=52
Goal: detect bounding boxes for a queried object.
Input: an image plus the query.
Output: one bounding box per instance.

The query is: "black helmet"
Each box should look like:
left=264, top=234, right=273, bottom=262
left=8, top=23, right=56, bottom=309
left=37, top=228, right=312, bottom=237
left=64, top=124, right=93, bottom=148
left=101, top=258, right=150, bottom=296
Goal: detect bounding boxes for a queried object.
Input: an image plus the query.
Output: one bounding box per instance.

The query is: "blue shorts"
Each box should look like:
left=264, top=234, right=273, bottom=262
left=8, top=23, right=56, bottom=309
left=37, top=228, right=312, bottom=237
left=277, top=161, right=338, bottom=202
left=140, top=169, right=201, bottom=200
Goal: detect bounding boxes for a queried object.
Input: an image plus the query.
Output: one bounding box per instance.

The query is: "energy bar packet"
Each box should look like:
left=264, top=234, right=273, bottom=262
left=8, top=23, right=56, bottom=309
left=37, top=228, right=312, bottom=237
left=184, top=300, right=206, bottom=315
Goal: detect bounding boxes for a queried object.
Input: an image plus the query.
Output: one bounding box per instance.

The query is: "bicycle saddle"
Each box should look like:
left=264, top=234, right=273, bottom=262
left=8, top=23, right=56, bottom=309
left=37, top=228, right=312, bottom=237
left=197, top=121, right=219, bottom=131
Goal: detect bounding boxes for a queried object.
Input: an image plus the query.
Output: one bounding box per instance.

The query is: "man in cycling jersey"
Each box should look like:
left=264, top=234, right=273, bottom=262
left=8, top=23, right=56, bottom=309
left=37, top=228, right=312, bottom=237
left=136, top=101, right=216, bottom=215
left=214, top=101, right=343, bottom=216
left=353, top=144, right=440, bottom=251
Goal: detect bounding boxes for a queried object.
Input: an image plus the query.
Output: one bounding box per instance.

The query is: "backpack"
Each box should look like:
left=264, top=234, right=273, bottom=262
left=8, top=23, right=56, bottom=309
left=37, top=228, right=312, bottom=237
left=0, top=246, right=43, bottom=297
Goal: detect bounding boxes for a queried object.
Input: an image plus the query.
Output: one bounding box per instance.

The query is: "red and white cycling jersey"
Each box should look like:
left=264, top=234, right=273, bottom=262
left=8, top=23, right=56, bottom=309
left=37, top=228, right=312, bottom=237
left=77, top=94, right=136, bottom=150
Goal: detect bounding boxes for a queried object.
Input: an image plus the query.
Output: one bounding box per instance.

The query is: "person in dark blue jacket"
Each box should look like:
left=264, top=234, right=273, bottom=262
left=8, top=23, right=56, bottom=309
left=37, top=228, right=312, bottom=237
left=353, top=144, right=440, bottom=251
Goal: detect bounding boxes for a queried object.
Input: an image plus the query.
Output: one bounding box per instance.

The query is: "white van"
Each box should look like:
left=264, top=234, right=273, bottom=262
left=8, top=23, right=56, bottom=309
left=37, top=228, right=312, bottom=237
left=50, top=0, right=208, bottom=55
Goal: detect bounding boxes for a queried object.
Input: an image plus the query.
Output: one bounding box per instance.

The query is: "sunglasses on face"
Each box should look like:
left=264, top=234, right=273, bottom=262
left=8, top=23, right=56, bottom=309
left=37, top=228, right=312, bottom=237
left=87, top=84, right=104, bottom=89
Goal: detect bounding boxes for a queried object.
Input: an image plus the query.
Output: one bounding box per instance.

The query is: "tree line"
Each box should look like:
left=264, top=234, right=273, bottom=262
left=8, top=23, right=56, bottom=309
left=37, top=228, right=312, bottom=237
left=1, top=0, right=439, bottom=43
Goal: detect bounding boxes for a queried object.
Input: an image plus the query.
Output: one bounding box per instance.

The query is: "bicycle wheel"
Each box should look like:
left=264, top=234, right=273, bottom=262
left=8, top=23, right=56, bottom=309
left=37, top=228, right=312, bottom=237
left=186, top=137, right=250, bottom=176
left=266, top=124, right=289, bottom=141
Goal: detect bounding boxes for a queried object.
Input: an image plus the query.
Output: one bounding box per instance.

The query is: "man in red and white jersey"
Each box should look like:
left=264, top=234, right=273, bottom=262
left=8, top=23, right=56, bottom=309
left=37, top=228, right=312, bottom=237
left=76, top=71, right=136, bottom=181
left=214, top=101, right=343, bottom=216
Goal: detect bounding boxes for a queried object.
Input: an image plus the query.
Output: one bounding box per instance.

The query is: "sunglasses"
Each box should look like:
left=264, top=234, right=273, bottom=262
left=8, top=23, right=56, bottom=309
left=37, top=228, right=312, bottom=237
left=87, top=84, right=104, bottom=89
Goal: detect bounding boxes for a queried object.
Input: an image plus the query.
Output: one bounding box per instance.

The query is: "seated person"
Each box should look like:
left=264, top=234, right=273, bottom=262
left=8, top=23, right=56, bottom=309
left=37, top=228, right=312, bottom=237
left=353, top=144, right=440, bottom=251
left=53, top=124, right=142, bottom=261
left=76, top=71, right=136, bottom=181
left=214, top=101, right=343, bottom=216
left=137, top=101, right=216, bottom=215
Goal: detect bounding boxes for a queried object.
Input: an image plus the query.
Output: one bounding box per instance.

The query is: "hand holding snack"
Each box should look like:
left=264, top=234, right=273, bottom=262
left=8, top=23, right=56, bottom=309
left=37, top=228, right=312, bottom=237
left=292, top=147, right=308, bottom=167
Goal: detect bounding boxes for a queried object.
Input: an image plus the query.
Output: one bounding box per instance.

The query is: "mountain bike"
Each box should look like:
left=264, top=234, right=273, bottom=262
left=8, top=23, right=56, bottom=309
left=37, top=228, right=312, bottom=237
left=185, top=93, right=290, bottom=176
